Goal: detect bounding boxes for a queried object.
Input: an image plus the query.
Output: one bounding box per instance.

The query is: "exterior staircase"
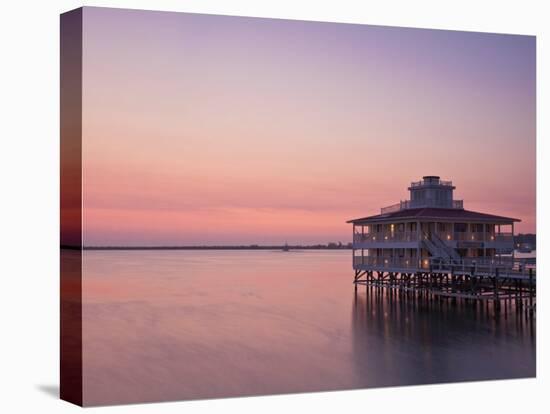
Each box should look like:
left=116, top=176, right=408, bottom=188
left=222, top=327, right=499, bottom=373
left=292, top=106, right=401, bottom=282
left=422, top=232, right=461, bottom=262
left=431, top=233, right=462, bottom=261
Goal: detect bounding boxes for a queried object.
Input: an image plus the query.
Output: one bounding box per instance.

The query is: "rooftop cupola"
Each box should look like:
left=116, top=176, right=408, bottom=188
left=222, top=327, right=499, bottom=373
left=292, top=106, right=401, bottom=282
left=408, top=176, right=458, bottom=209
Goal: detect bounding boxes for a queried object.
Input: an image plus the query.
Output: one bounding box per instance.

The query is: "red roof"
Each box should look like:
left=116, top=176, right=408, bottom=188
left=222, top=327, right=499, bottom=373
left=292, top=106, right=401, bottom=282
left=347, top=208, right=520, bottom=224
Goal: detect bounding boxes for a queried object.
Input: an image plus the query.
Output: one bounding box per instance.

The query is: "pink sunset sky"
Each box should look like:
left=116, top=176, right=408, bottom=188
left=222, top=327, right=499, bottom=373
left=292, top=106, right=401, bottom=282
left=81, top=7, right=536, bottom=246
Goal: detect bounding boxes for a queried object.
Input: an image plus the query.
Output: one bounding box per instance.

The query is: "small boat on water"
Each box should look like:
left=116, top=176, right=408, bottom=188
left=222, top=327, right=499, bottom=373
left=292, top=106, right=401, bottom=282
left=282, top=242, right=290, bottom=252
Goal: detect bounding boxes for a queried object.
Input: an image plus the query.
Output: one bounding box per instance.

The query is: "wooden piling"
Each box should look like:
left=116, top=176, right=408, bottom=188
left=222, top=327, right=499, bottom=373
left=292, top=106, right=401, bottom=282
left=493, top=269, right=500, bottom=312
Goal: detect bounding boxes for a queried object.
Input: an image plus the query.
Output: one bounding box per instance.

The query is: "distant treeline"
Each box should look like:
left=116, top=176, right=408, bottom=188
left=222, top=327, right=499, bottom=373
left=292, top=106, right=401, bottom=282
left=514, top=233, right=536, bottom=247
left=63, top=235, right=537, bottom=251
left=70, top=242, right=354, bottom=251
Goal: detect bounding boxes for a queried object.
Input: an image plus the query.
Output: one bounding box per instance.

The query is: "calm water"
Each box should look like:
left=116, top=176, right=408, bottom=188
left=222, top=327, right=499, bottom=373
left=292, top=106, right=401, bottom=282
left=81, top=250, right=535, bottom=406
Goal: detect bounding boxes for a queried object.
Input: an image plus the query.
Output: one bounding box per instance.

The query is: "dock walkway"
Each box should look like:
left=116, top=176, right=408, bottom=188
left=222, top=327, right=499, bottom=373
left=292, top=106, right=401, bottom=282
left=353, top=257, right=536, bottom=316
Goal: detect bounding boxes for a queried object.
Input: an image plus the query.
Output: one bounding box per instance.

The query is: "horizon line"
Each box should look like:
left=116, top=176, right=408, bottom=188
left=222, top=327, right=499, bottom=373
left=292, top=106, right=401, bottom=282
left=61, top=244, right=353, bottom=251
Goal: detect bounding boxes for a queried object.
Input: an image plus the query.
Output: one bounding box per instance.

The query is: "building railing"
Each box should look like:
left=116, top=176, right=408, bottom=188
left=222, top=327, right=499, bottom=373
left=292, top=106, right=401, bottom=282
left=453, top=232, right=513, bottom=243
left=354, top=231, right=513, bottom=245
left=380, top=201, right=409, bottom=214
left=453, top=232, right=486, bottom=242
left=494, top=233, right=514, bottom=243
left=380, top=198, right=463, bottom=213
left=354, top=231, right=418, bottom=243
left=410, top=179, right=453, bottom=188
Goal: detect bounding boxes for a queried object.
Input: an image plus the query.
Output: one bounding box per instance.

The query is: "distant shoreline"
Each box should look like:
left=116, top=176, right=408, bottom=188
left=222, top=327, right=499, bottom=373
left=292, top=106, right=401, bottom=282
left=62, top=245, right=353, bottom=251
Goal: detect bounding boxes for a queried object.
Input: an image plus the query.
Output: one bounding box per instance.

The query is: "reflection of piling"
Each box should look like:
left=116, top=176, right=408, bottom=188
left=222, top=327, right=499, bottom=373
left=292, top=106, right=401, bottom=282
left=528, top=268, right=534, bottom=316
left=493, top=269, right=500, bottom=312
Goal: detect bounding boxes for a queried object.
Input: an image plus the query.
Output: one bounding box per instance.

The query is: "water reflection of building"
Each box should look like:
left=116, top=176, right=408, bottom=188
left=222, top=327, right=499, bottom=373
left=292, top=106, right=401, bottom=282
left=350, top=290, right=535, bottom=387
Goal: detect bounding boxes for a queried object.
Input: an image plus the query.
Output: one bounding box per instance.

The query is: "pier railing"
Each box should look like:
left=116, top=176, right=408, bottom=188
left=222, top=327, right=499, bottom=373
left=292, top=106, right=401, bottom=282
left=354, top=255, right=535, bottom=277
left=353, top=256, right=424, bottom=270
left=429, top=257, right=535, bottom=277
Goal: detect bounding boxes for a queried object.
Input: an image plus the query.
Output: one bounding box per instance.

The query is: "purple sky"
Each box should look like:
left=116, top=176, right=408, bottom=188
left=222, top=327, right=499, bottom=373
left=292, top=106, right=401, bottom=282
left=80, top=7, right=536, bottom=245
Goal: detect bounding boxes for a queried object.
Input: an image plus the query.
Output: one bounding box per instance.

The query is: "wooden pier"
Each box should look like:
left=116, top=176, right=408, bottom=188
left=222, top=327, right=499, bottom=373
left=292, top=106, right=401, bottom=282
left=353, top=258, right=536, bottom=316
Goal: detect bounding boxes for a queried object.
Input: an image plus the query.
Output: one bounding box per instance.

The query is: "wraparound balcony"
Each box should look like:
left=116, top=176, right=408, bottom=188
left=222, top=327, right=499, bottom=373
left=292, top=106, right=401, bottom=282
left=453, top=232, right=513, bottom=242
left=354, top=231, right=418, bottom=243
left=353, top=231, right=514, bottom=245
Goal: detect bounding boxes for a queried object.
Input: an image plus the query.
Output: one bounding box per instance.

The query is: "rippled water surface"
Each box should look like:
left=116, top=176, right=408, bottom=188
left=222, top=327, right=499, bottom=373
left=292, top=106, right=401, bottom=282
left=81, top=250, right=535, bottom=405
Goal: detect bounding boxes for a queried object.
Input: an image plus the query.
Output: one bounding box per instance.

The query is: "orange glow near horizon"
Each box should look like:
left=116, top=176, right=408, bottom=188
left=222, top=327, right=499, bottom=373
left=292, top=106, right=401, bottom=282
left=81, top=8, right=535, bottom=245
